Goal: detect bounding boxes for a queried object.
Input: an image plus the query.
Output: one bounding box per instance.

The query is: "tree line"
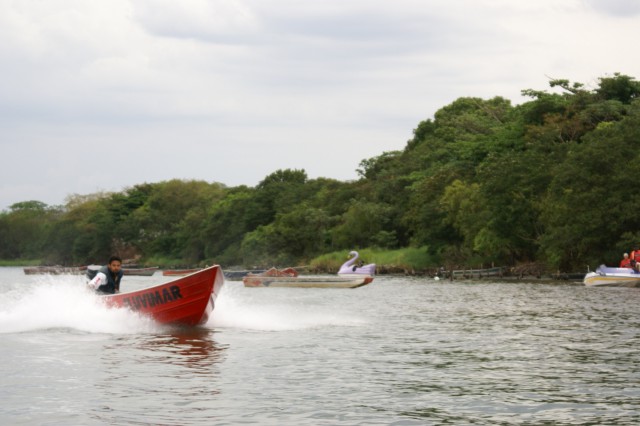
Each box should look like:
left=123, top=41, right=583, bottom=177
left=2, top=73, right=640, bottom=272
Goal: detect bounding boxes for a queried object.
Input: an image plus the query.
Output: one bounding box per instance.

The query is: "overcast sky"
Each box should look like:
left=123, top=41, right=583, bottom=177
left=1, top=0, right=639, bottom=211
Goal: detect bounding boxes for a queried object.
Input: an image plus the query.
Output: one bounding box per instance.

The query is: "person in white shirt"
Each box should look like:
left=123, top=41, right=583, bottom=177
left=88, top=256, right=123, bottom=294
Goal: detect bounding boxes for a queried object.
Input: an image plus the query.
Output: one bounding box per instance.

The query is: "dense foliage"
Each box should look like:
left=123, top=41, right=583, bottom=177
left=3, top=73, right=640, bottom=272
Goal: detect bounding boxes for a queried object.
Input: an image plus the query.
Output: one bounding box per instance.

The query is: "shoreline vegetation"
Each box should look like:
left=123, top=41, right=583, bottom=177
left=1, top=247, right=588, bottom=282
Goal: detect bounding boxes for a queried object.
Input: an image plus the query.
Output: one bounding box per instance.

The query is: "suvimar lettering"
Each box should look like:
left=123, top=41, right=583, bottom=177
left=121, top=285, right=183, bottom=310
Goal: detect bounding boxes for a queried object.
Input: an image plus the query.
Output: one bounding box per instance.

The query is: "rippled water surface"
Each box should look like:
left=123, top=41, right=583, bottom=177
left=1, top=267, right=639, bottom=425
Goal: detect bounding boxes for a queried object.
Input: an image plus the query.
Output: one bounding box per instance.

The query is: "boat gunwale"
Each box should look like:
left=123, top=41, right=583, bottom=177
left=103, top=266, right=220, bottom=297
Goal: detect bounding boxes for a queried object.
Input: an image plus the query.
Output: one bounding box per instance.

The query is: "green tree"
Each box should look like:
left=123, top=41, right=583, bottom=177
left=240, top=205, right=332, bottom=266
left=539, top=102, right=640, bottom=270
left=131, top=180, right=225, bottom=260
left=595, top=73, right=640, bottom=104
left=331, top=201, right=396, bottom=249
left=0, top=201, right=57, bottom=260
left=203, top=187, right=258, bottom=265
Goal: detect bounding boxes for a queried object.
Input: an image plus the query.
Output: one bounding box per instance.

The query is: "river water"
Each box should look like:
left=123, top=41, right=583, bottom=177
left=0, top=267, right=638, bottom=425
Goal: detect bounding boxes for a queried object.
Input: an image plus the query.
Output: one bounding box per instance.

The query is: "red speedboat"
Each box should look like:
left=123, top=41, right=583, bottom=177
left=102, top=265, right=224, bottom=326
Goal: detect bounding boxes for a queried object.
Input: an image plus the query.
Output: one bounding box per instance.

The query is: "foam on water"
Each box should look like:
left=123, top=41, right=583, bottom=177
left=209, top=282, right=367, bottom=331
left=0, top=275, right=162, bottom=334
left=0, top=272, right=368, bottom=334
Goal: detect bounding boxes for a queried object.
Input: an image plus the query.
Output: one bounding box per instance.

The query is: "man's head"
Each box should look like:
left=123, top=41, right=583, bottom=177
left=108, top=255, right=123, bottom=273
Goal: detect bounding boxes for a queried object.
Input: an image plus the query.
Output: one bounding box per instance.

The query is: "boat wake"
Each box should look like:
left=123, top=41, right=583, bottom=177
left=209, top=283, right=367, bottom=331
left=0, top=275, right=162, bottom=334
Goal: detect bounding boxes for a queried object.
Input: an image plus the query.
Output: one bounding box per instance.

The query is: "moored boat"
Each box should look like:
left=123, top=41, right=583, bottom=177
left=583, top=265, right=640, bottom=287
left=23, top=265, right=87, bottom=275
left=162, top=268, right=202, bottom=276
left=87, top=265, right=160, bottom=279
left=122, top=266, right=159, bottom=276
left=243, top=269, right=373, bottom=288
left=223, top=269, right=267, bottom=280
left=102, top=265, right=225, bottom=325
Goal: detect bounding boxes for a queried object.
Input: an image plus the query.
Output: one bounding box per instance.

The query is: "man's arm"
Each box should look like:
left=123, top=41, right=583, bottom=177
left=88, top=272, right=107, bottom=290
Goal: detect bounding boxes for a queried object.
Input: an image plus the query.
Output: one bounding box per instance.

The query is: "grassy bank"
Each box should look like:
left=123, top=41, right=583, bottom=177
left=0, top=259, right=42, bottom=267
left=309, top=247, right=438, bottom=274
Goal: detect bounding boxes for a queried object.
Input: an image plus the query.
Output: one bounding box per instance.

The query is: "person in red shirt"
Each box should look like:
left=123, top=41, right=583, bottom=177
left=629, top=247, right=640, bottom=271
left=620, top=253, right=632, bottom=268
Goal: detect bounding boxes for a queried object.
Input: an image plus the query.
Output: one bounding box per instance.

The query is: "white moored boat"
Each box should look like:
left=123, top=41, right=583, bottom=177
left=583, top=265, right=640, bottom=287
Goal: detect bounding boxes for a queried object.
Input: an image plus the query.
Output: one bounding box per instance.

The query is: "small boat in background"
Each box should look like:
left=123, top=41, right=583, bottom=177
left=338, top=251, right=376, bottom=276
left=103, top=265, right=225, bottom=326
left=583, top=265, right=640, bottom=287
left=223, top=269, right=267, bottom=281
left=23, top=265, right=87, bottom=275
left=162, top=268, right=202, bottom=277
left=86, top=265, right=159, bottom=279
left=122, top=266, right=159, bottom=276
left=243, top=267, right=373, bottom=288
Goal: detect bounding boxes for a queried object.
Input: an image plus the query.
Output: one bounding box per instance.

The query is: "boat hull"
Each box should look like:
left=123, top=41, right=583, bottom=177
left=584, top=266, right=640, bottom=287
left=584, top=273, right=640, bottom=287
left=243, top=274, right=374, bottom=288
left=224, top=269, right=267, bottom=281
left=102, top=265, right=224, bottom=326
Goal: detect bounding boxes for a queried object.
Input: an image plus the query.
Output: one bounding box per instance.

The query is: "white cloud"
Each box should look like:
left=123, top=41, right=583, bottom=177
left=583, top=0, right=640, bottom=16
left=1, top=0, right=639, bottom=210
left=134, top=0, right=258, bottom=41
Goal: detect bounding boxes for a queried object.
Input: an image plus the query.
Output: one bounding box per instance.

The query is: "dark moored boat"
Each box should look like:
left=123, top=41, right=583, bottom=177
left=23, top=266, right=87, bottom=275
left=87, top=265, right=159, bottom=279
left=102, top=265, right=224, bottom=326
left=223, top=269, right=266, bottom=281
left=122, top=266, right=159, bottom=276
left=162, top=268, right=202, bottom=276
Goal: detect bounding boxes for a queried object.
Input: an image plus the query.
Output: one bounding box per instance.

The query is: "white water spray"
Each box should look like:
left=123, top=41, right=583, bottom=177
left=209, top=282, right=368, bottom=331
left=0, top=275, right=162, bottom=334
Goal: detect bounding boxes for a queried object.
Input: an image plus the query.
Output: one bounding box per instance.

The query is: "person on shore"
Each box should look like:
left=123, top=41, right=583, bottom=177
left=620, top=253, right=632, bottom=268
left=88, top=256, right=123, bottom=294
